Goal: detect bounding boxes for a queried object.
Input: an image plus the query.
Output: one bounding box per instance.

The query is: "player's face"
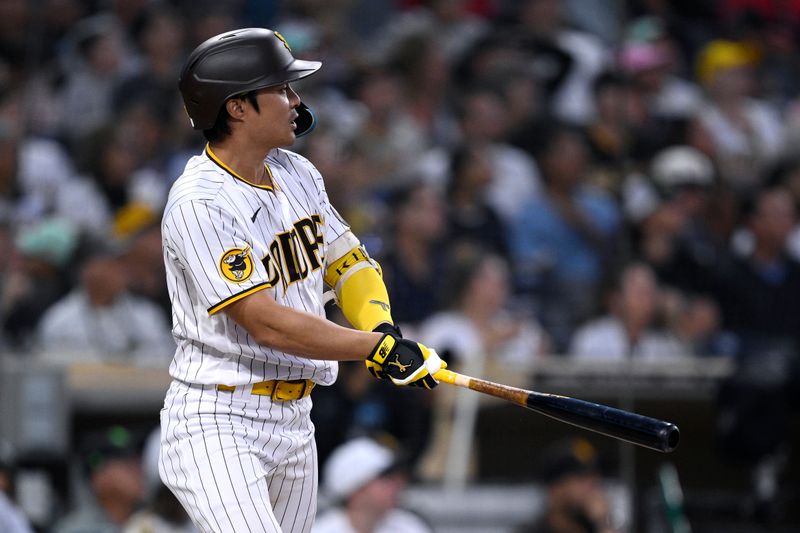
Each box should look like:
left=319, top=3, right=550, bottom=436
left=246, top=83, right=302, bottom=148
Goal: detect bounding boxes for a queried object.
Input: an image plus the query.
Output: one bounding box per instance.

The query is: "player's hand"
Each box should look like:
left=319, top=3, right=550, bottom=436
left=365, top=334, right=446, bottom=389
left=373, top=322, right=402, bottom=338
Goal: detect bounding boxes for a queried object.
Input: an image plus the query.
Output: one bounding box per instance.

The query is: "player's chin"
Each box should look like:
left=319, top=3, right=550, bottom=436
left=276, top=130, right=296, bottom=147
left=281, top=123, right=298, bottom=145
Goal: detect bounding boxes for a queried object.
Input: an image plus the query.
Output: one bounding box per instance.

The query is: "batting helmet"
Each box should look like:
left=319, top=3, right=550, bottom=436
left=179, top=28, right=321, bottom=135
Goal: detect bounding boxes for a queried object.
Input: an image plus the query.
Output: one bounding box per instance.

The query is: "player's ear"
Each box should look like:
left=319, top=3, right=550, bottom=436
left=225, top=98, right=246, bottom=121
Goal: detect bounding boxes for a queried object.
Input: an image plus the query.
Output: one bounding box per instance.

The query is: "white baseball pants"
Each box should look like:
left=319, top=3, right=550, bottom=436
left=159, top=380, right=318, bottom=533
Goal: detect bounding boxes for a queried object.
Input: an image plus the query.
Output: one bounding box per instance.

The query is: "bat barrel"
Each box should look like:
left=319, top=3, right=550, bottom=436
left=526, top=393, right=680, bottom=453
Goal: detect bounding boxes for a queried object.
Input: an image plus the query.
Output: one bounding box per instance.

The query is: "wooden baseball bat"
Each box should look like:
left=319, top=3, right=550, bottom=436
left=433, top=368, right=679, bottom=453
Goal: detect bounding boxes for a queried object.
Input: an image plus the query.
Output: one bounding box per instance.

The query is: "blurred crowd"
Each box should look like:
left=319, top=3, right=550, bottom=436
left=2, top=0, right=800, bottom=531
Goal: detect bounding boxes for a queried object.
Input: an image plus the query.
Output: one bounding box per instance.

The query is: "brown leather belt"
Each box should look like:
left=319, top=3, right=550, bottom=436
left=216, top=379, right=315, bottom=401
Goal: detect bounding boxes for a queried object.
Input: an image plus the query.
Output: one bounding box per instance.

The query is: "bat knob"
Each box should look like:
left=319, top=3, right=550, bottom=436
left=660, top=424, right=680, bottom=453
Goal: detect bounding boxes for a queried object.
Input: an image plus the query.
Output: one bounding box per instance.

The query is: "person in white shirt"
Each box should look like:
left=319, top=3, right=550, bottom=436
left=36, top=254, right=174, bottom=364
left=420, top=246, right=548, bottom=367
left=569, top=263, right=684, bottom=361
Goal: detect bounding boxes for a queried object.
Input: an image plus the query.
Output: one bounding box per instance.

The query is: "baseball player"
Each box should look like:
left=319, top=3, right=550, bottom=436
left=158, top=28, right=446, bottom=533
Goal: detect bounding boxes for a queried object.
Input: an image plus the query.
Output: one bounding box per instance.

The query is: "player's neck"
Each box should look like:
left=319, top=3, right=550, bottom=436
left=208, top=140, right=273, bottom=187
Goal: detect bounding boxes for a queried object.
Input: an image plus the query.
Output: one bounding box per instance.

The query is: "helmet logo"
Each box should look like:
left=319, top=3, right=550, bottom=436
left=274, top=31, right=291, bottom=51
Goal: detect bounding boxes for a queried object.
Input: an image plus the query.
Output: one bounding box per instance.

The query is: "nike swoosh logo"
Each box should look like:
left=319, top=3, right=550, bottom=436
left=251, top=207, right=262, bottom=223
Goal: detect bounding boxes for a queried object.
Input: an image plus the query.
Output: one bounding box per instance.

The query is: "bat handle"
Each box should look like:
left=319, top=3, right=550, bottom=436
left=434, top=368, right=467, bottom=387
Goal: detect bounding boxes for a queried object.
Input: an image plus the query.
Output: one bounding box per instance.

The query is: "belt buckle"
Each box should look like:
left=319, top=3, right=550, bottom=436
left=270, top=380, right=298, bottom=402
left=271, top=379, right=310, bottom=402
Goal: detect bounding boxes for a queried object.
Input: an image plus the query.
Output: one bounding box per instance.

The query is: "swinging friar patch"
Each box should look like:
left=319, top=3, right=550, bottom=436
left=219, top=245, right=254, bottom=283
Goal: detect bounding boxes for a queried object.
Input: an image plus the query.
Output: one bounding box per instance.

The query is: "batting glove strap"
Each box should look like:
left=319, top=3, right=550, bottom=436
left=365, top=334, right=446, bottom=389
left=373, top=322, right=403, bottom=338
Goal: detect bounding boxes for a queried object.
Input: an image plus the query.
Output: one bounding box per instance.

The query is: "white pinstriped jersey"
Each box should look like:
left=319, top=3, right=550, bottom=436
left=161, top=146, right=348, bottom=387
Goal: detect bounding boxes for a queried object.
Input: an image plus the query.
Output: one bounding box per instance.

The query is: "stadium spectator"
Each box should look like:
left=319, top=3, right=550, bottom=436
left=569, top=263, right=683, bottom=361
left=113, top=3, right=186, bottom=119
left=618, top=16, right=704, bottom=122
left=36, top=251, right=174, bottom=364
left=516, top=438, right=620, bottom=533
left=712, top=187, right=800, bottom=345
left=444, top=144, right=509, bottom=258
left=348, top=68, right=426, bottom=188
left=387, top=31, right=457, bottom=147
left=313, top=437, right=433, bottom=533
left=414, top=86, right=541, bottom=224
left=57, top=14, right=138, bottom=146
left=311, top=360, right=434, bottom=476
left=664, top=292, right=739, bottom=358
left=53, top=425, right=145, bottom=533
left=694, top=39, right=785, bottom=194
left=376, top=0, right=489, bottom=63
left=0, top=92, right=78, bottom=227
left=630, top=145, right=735, bottom=295
left=582, top=71, right=648, bottom=190
left=458, top=88, right=541, bottom=223
left=379, top=182, right=447, bottom=326
left=58, top=125, right=167, bottom=243
left=420, top=244, right=548, bottom=367
left=510, top=124, right=620, bottom=351
left=513, top=0, right=611, bottom=125
left=0, top=217, right=78, bottom=350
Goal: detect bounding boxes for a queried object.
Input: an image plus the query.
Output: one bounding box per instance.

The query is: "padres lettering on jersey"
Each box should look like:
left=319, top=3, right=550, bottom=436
left=259, top=214, right=325, bottom=290
left=161, top=146, right=349, bottom=386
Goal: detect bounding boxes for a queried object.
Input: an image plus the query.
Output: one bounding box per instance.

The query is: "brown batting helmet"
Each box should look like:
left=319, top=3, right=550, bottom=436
left=179, top=28, right=321, bottom=135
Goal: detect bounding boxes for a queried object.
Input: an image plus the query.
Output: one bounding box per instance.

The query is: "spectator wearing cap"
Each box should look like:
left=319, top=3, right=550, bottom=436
left=53, top=426, right=145, bottom=533
left=629, top=145, right=735, bottom=295
left=694, top=39, right=785, bottom=194
left=0, top=217, right=78, bottom=350
left=618, top=17, right=703, bottom=122
left=313, top=437, right=432, bottom=533
left=516, top=438, right=619, bottom=533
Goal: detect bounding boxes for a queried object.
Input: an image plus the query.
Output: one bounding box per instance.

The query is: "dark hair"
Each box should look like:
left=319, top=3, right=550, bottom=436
left=529, top=121, right=583, bottom=162
left=203, top=92, right=260, bottom=143
left=742, top=186, right=791, bottom=221
left=387, top=180, right=426, bottom=213
left=440, top=243, right=492, bottom=309
left=592, top=69, right=629, bottom=97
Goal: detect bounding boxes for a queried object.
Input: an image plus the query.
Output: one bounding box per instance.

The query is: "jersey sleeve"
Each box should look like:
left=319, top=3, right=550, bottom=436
left=162, top=200, right=273, bottom=315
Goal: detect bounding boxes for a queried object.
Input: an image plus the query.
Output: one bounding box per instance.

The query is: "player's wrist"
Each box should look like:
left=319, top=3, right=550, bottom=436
left=372, top=322, right=402, bottom=338
left=365, top=333, right=394, bottom=379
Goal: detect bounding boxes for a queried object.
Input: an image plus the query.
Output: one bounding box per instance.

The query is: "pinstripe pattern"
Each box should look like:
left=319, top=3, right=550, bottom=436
left=160, top=380, right=318, bottom=533
left=159, top=148, right=345, bottom=531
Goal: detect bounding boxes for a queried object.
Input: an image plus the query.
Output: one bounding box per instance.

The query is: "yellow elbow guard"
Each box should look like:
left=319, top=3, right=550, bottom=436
left=324, top=243, right=393, bottom=331
left=339, top=267, right=393, bottom=331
